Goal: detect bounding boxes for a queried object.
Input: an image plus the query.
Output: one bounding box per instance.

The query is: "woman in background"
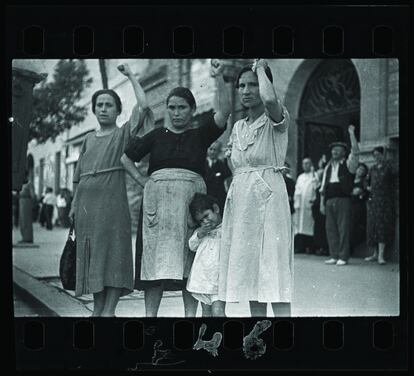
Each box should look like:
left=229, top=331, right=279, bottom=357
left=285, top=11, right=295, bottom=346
left=365, top=147, right=396, bottom=265
left=350, top=163, right=369, bottom=255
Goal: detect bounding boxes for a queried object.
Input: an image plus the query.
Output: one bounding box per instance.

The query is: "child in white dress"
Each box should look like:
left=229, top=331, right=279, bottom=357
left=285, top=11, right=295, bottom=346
left=187, top=193, right=226, bottom=317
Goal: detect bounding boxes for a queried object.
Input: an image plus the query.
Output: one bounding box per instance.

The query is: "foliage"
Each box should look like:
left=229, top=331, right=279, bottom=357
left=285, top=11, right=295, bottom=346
left=30, top=59, right=93, bottom=143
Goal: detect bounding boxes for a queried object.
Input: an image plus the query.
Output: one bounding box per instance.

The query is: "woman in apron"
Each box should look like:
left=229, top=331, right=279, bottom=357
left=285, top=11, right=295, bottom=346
left=121, top=60, right=231, bottom=317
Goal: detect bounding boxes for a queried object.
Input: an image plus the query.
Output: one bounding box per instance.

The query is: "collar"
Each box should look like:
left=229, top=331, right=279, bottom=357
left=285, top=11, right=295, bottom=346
left=331, top=158, right=346, bottom=166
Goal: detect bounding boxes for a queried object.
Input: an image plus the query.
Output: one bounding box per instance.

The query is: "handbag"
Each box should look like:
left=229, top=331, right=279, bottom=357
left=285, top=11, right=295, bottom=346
left=59, top=221, right=76, bottom=291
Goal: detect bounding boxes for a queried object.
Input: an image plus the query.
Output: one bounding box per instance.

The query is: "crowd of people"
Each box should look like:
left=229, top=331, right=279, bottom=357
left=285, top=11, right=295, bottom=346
left=14, top=59, right=398, bottom=318
left=290, top=146, right=396, bottom=267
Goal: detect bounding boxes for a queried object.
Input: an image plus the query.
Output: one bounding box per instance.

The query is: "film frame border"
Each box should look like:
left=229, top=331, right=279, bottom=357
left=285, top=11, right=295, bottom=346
left=5, top=2, right=410, bottom=372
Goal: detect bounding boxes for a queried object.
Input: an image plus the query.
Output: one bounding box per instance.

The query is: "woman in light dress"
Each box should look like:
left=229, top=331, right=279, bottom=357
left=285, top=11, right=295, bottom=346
left=219, top=59, right=293, bottom=317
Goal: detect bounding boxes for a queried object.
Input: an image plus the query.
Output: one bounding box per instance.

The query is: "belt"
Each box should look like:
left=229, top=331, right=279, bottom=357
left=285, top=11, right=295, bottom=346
left=149, top=168, right=203, bottom=183
left=233, top=165, right=288, bottom=176
left=80, top=166, right=124, bottom=178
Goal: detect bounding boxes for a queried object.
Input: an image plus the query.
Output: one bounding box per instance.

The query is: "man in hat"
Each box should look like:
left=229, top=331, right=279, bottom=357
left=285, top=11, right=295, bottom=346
left=320, top=125, right=359, bottom=266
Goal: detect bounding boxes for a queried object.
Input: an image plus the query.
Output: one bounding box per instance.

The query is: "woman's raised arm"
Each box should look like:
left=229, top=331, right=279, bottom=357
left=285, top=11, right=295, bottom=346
left=210, top=59, right=232, bottom=129
left=254, top=59, right=284, bottom=125
left=118, top=63, right=152, bottom=134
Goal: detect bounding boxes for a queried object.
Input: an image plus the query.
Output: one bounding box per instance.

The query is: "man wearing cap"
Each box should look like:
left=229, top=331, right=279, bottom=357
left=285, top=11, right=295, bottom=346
left=320, top=125, right=359, bottom=266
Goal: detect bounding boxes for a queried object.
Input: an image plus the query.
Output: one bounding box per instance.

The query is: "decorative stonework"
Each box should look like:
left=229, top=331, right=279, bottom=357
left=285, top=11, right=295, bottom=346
left=300, top=59, right=360, bottom=118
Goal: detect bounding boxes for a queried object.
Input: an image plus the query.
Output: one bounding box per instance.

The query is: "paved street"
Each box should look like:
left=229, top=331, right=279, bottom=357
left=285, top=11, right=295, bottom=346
left=13, top=223, right=399, bottom=317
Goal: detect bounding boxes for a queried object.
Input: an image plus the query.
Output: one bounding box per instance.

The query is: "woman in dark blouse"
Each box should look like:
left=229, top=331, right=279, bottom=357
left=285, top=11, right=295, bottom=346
left=121, top=60, right=231, bottom=317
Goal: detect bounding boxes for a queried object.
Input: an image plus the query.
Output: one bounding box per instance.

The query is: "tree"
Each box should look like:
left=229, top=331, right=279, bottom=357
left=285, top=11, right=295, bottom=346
left=29, top=59, right=93, bottom=143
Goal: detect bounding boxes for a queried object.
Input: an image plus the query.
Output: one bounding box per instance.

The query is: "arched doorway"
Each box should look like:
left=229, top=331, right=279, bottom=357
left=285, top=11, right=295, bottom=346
left=297, top=59, right=360, bottom=172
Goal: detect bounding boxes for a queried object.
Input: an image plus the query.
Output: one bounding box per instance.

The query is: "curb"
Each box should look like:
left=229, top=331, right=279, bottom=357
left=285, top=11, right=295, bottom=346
left=13, top=266, right=91, bottom=317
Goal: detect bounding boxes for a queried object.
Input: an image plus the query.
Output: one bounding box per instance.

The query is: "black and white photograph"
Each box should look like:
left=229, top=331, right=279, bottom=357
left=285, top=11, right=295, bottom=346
left=12, top=58, right=400, bottom=318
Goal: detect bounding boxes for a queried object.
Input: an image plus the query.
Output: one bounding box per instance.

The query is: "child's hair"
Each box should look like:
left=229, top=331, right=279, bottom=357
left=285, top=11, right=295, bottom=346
left=189, top=193, right=219, bottom=222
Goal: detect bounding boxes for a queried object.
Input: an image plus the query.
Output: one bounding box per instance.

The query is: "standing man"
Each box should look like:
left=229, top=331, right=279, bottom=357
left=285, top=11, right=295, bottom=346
left=204, top=141, right=232, bottom=213
left=294, top=158, right=319, bottom=254
left=56, top=189, right=69, bottom=228
left=320, top=125, right=359, bottom=266
left=43, top=187, right=56, bottom=230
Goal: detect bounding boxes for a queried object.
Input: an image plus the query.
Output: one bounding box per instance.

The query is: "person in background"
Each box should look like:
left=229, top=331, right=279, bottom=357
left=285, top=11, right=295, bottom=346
left=350, top=163, right=369, bottom=255
left=320, top=125, right=359, bottom=266
left=282, top=162, right=295, bottom=215
left=38, top=189, right=47, bottom=227
left=18, top=172, right=36, bottom=243
left=42, top=187, right=56, bottom=230
left=293, top=157, right=319, bottom=254
left=204, top=141, right=232, bottom=213
left=365, top=147, right=397, bottom=265
left=56, top=189, right=69, bottom=228
left=312, top=155, right=329, bottom=256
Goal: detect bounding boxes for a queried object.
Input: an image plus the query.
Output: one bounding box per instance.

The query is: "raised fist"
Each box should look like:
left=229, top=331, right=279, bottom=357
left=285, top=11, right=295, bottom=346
left=348, top=124, right=356, bottom=134
left=117, top=63, right=133, bottom=77
left=252, top=59, right=268, bottom=72
left=210, top=59, right=224, bottom=77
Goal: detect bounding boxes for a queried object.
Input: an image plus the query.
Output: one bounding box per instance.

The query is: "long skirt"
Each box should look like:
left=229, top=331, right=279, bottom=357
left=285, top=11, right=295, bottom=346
left=219, top=167, right=294, bottom=303
left=135, top=168, right=206, bottom=291
left=74, top=171, right=133, bottom=297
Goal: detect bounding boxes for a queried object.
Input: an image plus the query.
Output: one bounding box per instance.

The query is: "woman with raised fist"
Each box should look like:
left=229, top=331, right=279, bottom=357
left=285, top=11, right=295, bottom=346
left=70, top=63, right=153, bottom=316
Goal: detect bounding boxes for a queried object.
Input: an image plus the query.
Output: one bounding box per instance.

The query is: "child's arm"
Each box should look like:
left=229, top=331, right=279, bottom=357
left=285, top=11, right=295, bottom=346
left=189, top=229, right=203, bottom=252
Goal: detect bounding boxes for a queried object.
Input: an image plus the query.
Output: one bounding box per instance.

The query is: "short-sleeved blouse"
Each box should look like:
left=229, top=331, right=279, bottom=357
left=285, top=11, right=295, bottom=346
left=124, top=112, right=224, bottom=176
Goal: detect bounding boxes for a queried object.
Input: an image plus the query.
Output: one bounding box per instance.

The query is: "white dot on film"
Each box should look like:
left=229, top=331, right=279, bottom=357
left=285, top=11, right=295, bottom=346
left=9, top=117, right=14, bottom=122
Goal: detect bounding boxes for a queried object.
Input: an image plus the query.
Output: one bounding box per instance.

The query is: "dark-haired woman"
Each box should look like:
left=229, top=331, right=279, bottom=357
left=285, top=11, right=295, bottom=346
left=219, top=59, right=293, bottom=317
left=365, top=147, right=396, bottom=265
left=121, top=60, right=231, bottom=317
left=350, top=163, right=369, bottom=254
left=69, top=64, right=153, bottom=316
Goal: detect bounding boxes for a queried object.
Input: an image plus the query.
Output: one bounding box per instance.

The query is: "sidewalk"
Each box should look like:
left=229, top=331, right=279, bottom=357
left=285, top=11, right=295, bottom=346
left=13, top=223, right=400, bottom=317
